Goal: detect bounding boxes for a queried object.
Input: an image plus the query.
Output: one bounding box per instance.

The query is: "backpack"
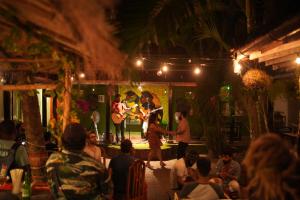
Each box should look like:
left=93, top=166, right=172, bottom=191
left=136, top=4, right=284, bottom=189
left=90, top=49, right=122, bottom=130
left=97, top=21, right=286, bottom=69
left=0, top=142, right=20, bottom=176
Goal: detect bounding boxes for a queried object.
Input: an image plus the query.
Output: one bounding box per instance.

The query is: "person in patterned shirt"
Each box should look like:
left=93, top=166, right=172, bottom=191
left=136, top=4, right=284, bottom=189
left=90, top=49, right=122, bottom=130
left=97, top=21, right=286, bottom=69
left=46, top=123, right=109, bottom=200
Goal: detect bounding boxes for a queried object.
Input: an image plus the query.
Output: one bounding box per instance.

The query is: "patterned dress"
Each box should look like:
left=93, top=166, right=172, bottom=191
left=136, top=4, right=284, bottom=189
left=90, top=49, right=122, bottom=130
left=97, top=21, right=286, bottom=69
left=146, top=123, right=166, bottom=150
left=46, top=149, right=109, bottom=200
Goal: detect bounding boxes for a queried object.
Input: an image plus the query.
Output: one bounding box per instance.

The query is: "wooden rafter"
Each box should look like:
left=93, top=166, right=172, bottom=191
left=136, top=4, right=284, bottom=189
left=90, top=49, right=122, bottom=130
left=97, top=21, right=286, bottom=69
left=0, top=58, right=55, bottom=63
left=0, top=83, right=56, bottom=91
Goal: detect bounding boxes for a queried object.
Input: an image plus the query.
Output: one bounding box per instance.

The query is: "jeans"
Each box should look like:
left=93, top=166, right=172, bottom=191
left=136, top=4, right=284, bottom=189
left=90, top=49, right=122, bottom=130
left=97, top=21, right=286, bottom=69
left=114, top=121, right=124, bottom=143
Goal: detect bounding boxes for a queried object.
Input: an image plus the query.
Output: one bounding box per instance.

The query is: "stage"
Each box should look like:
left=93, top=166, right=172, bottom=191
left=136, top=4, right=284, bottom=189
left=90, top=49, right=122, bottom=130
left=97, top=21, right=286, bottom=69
left=102, top=132, right=209, bottom=160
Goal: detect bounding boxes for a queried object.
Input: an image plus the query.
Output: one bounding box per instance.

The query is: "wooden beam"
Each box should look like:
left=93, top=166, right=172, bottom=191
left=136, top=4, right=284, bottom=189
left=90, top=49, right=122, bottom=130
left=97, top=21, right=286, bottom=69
left=0, top=84, right=57, bottom=91
left=76, top=80, right=198, bottom=87
left=0, top=58, right=55, bottom=63
left=265, top=54, right=297, bottom=66
left=258, top=47, right=300, bottom=62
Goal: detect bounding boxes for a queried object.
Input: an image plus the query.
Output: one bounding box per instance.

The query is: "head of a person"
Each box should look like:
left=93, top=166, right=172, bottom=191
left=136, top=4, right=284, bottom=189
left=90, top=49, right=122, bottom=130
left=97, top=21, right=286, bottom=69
left=184, top=150, right=199, bottom=167
left=62, top=123, right=86, bottom=151
left=115, top=94, right=121, bottom=102
left=148, top=113, right=158, bottom=124
left=0, top=120, right=16, bottom=140
left=221, top=147, right=233, bottom=164
left=243, top=133, right=298, bottom=200
left=179, top=111, right=188, bottom=120
left=86, top=131, right=98, bottom=145
left=197, top=157, right=211, bottom=177
left=120, top=139, right=133, bottom=154
left=0, top=191, right=19, bottom=200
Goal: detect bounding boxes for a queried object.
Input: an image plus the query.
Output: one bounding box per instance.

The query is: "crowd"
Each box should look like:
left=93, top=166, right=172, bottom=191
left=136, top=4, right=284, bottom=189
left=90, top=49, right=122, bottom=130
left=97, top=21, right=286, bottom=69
left=1, top=118, right=300, bottom=200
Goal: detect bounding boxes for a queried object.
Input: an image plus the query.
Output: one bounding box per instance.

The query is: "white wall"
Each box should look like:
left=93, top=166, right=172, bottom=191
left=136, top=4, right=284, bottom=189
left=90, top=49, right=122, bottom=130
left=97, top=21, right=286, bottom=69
left=273, top=96, right=288, bottom=126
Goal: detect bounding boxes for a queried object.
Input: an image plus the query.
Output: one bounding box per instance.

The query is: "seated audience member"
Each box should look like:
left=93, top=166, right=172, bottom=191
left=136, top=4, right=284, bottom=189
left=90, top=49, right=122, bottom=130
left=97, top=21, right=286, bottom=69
left=179, top=157, right=225, bottom=200
left=215, top=147, right=241, bottom=187
left=243, top=134, right=300, bottom=200
left=170, top=150, right=199, bottom=190
left=0, top=191, right=19, bottom=200
left=108, top=139, right=135, bottom=200
left=227, top=180, right=241, bottom=199
left=44, top=131, right=58, bottom=156
left=0, top=120, right=29, bottom=175
left=84, top=131, right=102, bottom=162
left=46, top=123, right=108, bottom=199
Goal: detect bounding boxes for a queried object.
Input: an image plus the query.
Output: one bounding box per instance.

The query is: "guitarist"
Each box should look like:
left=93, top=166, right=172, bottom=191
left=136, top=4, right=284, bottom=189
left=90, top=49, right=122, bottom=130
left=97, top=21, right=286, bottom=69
left=140, top=97, right=155, bottom=140
left=112, top=94, right=129, bottom=144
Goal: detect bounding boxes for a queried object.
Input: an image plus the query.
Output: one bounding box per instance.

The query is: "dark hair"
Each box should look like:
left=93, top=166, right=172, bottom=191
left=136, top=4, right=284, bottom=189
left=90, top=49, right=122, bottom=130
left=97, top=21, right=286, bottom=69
left=0, top=191, right=19, bottom=200
left=197, top=157, right=211, bottom=176
left=185, top=150, right=199, bottom=167
left=62, top=123, right=86, bottom=151
left=222, top=147, right=233, bottom=157
left=120, top=139, right=133, bottom=153
left=180, top=111, right=188, bottom=118
left=148, top=113, right=157, bottom=124
left=0, top=120, right=16, bottom=140
left=115, top=94, right=121, bottom=98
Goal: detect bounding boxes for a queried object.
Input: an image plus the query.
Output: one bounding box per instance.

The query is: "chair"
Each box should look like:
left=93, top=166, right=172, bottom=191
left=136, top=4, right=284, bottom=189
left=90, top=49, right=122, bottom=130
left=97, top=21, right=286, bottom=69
left=126, top=160, right=146, bottom=200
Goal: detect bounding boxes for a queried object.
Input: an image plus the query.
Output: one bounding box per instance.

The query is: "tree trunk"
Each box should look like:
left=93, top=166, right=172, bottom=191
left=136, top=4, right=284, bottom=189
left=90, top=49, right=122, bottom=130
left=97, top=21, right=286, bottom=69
left=21, top=91, right=48, bottom=185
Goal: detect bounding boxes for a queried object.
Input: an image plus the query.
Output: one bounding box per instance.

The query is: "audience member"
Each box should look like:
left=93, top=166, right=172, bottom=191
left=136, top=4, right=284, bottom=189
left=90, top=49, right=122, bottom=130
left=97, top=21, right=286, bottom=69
left=146, top=114, right=172, bottom=169
left=108, top=139, right=135, bottom=200
left=243, top=133, right=300, bottom=200
left=0, top=191, right=19, bottom=200
left=179, top=157, right=225, bottom=200
left=84, top=131, right=102, bottom=162
left=215, top=147, right=241, bottom=187
left=46, top=123, right=108, bottom=199
left=170, top=150, right=198, bottom=190
left=0, top=120, right=29, bottom=175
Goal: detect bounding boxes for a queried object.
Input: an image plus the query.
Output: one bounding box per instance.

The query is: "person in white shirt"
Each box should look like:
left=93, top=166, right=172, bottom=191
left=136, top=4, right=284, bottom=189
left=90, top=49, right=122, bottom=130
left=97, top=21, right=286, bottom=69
left=174, top=111, right=191, bottom=159
left=170, top=150, right=198, bottom=190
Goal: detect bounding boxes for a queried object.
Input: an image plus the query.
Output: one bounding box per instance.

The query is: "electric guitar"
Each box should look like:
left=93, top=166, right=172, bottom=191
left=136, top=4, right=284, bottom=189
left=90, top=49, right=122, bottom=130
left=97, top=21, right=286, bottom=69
left=140, top=107, right=163, bottom=121
left=111, top=104, right=138, bottom=124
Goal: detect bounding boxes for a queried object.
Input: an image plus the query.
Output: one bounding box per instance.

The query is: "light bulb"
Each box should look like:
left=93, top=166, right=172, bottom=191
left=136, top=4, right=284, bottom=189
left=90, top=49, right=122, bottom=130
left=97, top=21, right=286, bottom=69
left=295, top=57, right=300, bottom=65
left=162, top=65, right=168, bottom=72
left=194, top=67, right=201, bottom=75
left=79, top=72, right=85, bottom=78
left=136, top=59, right=143, bottom=67
left=157, top=70, right=163, bottom=76
left=233, top=60, right=242, bottom=74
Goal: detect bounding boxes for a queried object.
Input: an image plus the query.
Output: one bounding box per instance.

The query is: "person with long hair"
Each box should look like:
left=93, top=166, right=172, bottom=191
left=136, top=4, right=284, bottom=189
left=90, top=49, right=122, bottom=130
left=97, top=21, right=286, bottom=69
left=146, top=113, right=172, bottom=169
left=243, top=133, right=300, bottom=200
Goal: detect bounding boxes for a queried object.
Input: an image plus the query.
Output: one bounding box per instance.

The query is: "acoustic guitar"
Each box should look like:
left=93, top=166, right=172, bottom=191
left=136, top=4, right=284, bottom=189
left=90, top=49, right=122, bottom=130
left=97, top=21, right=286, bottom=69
left=111, top=104, right=138, bottom=124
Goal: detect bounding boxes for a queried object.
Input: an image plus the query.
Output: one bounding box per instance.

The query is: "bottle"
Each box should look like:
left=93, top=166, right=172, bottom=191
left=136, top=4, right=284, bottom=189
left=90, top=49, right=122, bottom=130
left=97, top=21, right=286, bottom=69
left=21, top=172, right=31, bottom=200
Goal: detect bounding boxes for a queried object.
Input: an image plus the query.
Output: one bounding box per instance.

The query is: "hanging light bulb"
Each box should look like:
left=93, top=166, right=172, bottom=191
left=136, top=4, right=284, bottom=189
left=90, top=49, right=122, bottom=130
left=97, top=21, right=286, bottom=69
left=295, top=56, right=300, bottom=64
left=233, top=60, right=242, bottom=74
left=138, top=85, right=143, bottom=91
left=135, top=58, right=143, bottom=67
left=157, top=70, right=163, bottom=76
left=79, top=72, right=85, bottom=78
left=194, top=67, right=201, bottom=75
left=162, top=64, right=168, bottom=72
left=92, top=88, right=95, bottom=92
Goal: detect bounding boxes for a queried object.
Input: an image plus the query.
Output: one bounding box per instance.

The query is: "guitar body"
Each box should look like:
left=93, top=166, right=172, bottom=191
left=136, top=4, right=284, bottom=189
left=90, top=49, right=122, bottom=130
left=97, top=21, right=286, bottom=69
left=111, top=113, right=126, bottom=124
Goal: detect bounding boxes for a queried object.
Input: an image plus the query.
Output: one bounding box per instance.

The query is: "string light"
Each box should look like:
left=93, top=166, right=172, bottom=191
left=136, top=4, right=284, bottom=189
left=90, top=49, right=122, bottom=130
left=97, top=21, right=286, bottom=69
left=194, top=67, right=201, bottom=75
left=188, top=59, right=192, bottom=63
left=70, top=76, right=74, bottom=81
left=233, top=60, right=242, bottom=74
left=92, top=88, right=95, bottom=92
left=138, top=85, right=143, bottom=91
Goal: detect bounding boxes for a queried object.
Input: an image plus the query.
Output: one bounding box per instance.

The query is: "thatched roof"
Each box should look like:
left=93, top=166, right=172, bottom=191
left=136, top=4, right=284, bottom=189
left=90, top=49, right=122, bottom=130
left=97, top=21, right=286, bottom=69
left=0, top=0, right=125, bottom=79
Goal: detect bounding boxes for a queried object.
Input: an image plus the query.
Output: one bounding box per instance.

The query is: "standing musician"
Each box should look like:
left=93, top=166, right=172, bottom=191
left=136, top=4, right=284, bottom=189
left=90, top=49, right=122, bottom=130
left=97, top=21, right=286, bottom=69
left=140, top=97, right=155, bottom=140
left=111, top=94, right=130, bottom=144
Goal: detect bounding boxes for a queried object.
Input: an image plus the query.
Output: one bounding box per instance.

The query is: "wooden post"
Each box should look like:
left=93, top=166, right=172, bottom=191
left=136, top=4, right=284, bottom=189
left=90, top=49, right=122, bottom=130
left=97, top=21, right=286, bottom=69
left=62, top=64, right=72, bottom=131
